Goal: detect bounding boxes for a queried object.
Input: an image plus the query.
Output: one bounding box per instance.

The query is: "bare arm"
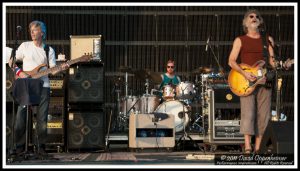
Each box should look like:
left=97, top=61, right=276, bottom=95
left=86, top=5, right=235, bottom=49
left=228, top=37, right=257, bottom=82
left=268, top=36, right=276, bottom=68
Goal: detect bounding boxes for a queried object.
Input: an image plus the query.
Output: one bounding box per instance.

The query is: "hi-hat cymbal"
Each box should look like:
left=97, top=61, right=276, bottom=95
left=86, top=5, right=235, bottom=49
left=192, top=67, right=213, bottom=74
left=118, top=66, right=133, bottom=73
left=134, top=69, right=162, bottom=84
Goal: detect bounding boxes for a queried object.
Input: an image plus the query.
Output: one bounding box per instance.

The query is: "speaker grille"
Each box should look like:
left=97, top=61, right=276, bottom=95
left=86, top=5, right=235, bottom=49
left=68, top=65, right=104, bottom=103
left=68, top=111, right=105, bottom=150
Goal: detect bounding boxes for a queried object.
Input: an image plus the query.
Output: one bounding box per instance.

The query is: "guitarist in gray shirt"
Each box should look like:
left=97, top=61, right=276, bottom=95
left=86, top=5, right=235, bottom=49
left=9, top=20, right=69, bottom=156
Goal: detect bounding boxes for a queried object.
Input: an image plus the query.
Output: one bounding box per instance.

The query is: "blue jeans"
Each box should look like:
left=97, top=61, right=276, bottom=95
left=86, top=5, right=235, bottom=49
left=14, top=87, right=50, bottom=148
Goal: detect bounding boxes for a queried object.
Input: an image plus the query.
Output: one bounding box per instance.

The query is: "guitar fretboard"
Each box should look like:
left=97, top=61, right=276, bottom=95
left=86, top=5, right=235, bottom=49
left=31, top=56, right=89, bottom=78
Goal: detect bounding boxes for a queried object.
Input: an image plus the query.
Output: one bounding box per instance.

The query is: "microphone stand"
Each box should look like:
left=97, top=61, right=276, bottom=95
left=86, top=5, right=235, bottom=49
left=8, top=27, right=21, bottom=159
left=206, top=42, right=226, bottom=82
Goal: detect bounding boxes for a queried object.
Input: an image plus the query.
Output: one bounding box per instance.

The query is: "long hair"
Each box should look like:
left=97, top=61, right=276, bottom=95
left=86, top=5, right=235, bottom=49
left=242, top=9, right=264, bottom=33
left=29, top=20, right=47, bottom=40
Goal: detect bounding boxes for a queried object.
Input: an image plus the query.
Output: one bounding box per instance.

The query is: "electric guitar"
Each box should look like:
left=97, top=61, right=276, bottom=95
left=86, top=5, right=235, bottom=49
left=17, top=54, right=92, bottom=79
left=228, top=58, right=294, bottom=97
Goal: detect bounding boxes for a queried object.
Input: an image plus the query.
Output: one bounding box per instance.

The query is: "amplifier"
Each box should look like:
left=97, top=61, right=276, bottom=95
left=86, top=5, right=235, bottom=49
left=49, top=72, right=65, bottom=97
left=213, top=120, right=243, bottom=139
left=46, top=97, right=65, bottom=146
left=50, top=80, right=64, bottom=89
left=129, top=114, right=175, bottom=149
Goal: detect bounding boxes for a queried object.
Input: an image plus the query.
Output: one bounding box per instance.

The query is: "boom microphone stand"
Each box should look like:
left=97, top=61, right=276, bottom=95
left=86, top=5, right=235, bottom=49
left=7, top=26, right=22, bottom=158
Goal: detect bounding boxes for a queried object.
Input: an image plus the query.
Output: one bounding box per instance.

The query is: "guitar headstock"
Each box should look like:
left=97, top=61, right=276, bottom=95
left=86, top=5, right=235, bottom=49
left=79, top=54, right=93, bottom=62
left=283, top=58, right=294, bottom=69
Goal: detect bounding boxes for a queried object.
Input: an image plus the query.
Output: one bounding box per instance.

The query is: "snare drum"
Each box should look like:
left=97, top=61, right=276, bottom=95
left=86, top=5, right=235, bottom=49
left=139, top=95, right=160, bottom=114
left=162, top=85, right=175, bottom=100
left=176, top=81, right=196, bottom=99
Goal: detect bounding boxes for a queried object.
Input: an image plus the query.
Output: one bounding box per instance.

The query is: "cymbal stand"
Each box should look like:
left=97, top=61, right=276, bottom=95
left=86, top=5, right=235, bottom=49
left=175, top=96, right=203, bottom=151
left=125, top=72, right=128, bottom=97
left=145, top=78, right=149, bottom=113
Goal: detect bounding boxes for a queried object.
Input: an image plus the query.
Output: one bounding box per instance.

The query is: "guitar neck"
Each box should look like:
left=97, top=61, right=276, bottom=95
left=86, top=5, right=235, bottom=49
left=31, top=58, right=83, bottom=78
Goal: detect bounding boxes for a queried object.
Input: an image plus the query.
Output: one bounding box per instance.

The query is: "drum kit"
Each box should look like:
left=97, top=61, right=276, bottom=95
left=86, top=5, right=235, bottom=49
left=110, top=65, right=225, bottom=135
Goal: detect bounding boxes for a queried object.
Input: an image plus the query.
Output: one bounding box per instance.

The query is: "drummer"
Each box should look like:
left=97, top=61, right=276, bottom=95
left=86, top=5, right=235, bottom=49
left=158, top=59, right=181, bottom=100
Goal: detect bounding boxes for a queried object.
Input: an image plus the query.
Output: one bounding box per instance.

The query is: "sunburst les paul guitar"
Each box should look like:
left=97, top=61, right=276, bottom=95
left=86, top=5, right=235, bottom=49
left=16, top=55, right=92, bottom=79
left=228, top=58, right=294, bottom=97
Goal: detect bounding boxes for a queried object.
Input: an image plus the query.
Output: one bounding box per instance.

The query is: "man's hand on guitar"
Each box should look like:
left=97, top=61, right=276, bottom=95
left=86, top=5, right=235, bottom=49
left=283, top=58, right=294, bottom=70
left=51, top=63, right=69, bottom=75
left=243, top=71, right=257, bottom=82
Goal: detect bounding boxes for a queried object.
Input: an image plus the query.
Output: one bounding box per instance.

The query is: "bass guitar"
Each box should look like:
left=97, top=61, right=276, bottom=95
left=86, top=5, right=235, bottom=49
left=17, top=55, right=92, bottom=79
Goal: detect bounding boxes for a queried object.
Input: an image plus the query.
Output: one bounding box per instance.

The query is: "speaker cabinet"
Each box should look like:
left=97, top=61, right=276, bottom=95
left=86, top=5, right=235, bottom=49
left=129, top=114, right=175, bottom=149
left=259, top=121, right=294, bottom=154
left=67, top=111, right=105, bottom=150
left=213, top=87, right=240, bottom=109
left=68, top=65, right=104, bottom=103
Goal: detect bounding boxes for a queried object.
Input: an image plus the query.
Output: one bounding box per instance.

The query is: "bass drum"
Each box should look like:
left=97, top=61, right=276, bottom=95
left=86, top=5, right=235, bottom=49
left=154, top=100, right=189, bottom=132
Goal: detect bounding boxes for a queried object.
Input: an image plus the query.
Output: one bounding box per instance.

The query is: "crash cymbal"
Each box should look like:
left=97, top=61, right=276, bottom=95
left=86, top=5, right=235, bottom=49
left=134, top=69, right=162, bottom=84
left=192, top=66, right=213, bottom=74
left=118, top=66, right=133, bottom=73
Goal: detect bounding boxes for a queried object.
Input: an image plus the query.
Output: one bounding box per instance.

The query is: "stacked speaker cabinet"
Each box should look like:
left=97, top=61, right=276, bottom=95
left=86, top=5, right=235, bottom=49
left=67, top=62, right=105, bottom=151
left=129, top=114, right=175, bottom=149
left=67, top=36, right=105, bottom=151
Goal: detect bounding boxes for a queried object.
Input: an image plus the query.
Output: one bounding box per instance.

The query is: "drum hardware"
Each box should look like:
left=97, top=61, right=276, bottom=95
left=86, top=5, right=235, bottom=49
left=175, top=103, right=203, bottom=151
left=190, top=113, right=205, bottom=133
left=118, top=66, right=133, bottom=97
left=176, top=82, right=196, bottom=100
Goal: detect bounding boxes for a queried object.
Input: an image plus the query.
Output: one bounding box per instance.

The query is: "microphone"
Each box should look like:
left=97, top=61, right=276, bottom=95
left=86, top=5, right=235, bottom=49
left=205, top=37, right=210, bottom=51
left=16, top=26, right=22, bottom=32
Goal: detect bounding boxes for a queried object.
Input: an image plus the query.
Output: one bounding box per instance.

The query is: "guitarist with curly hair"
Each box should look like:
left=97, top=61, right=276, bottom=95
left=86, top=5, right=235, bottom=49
left=228, top=9, right=277, bottom=154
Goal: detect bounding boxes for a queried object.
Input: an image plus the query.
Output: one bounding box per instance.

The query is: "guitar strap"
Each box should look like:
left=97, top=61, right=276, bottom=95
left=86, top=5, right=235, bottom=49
left=44, top=44, right=50, bottom=68
left=260, top=31, right=270, bottom=67
left=260, top=31, right=275, bottom=85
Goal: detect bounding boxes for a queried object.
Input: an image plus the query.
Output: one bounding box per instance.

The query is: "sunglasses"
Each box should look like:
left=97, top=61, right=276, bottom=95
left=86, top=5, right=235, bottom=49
left=167, top=66, right=174, bottom=69
left=249, top=15, right=260, bottom=19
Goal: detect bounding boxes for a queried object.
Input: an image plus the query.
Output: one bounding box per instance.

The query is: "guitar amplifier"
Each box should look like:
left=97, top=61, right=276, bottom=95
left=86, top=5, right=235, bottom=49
left=70, top=35, right=102, bottom=60
left=129, top=114, right=175, bottom=149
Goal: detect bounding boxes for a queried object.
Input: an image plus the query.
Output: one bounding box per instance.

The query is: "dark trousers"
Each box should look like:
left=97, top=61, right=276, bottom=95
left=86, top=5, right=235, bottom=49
left=14, top=87, right=50, bottom=149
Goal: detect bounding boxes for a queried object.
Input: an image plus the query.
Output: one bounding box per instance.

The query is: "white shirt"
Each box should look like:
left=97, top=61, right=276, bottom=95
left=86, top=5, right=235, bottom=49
left=15, top=41, right=56, bottom=87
